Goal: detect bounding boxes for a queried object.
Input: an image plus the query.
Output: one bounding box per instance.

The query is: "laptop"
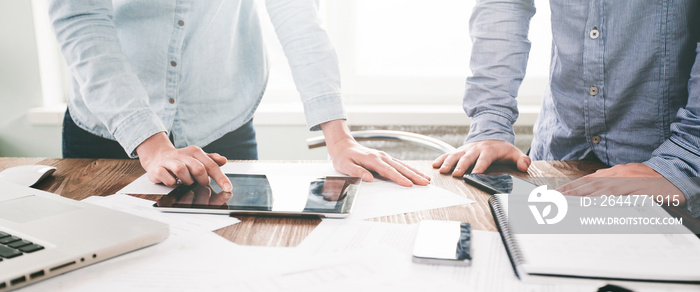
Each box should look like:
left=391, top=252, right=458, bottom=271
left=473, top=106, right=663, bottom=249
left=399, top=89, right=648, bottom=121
left=0, top=181, right=169, bottom=291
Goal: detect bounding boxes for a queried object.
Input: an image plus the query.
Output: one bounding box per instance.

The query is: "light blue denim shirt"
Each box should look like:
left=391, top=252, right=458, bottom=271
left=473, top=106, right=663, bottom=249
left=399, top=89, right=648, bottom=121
left=49, top=0, right=346, bottom=157
left=464, top=0, right=700, bottom=216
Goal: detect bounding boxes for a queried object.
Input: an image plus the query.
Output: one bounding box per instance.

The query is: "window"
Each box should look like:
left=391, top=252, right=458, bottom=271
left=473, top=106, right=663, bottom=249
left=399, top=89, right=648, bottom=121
left=31, top=0, right=553, bottom=125
left=31, top=0, right=68, bottom=107
left=260, top=0, right=552, bottom=108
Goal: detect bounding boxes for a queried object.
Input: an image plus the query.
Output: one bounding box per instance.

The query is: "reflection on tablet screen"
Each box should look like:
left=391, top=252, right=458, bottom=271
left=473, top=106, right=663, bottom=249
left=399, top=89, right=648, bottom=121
left=156, top=174, right=360, bottom=216
left=210, top=174, right=272, bottom=211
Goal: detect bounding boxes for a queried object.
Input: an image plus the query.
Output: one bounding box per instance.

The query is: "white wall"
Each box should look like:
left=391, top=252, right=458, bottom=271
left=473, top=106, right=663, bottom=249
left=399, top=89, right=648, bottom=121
left=254, top=124, right=328, bottom=160
left=0, top=0, right=62, bottom=158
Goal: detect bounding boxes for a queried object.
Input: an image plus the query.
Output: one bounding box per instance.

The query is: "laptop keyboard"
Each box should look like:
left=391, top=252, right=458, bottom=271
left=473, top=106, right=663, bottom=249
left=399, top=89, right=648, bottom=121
left=0, top=231, right=45, bottom=262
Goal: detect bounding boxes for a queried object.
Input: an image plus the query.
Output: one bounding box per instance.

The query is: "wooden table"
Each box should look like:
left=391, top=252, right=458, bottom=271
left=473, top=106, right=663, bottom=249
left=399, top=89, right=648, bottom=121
left=1, top=158, right=696, bottom=246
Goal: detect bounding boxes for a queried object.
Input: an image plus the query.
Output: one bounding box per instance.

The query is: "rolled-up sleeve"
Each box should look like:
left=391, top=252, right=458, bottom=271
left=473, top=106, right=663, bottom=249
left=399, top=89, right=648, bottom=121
left=49, top=0, right=165, bottom=157
left=463, top=0, right=536, bottom=144
left=265, top=0, right=346, bottom=131
left=644, top=43, right=700, bottom=218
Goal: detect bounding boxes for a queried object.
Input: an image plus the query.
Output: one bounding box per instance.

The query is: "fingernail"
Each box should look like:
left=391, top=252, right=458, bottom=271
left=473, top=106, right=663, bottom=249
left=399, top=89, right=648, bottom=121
left=223, top=182, right=232, bottom=192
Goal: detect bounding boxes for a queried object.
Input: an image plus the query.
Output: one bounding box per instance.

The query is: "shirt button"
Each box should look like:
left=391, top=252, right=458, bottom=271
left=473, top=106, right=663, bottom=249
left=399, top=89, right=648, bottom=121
left=589, top=28, right=600, bottom=39
left=170, top=61, right=177, bottom=67
left=169, top=98, right=175, bottom=104
left=589, top=86, right=598, bottom=96
left=177, top=20, right=185, bottom=26
left=592, top=136, right=601, bottom=144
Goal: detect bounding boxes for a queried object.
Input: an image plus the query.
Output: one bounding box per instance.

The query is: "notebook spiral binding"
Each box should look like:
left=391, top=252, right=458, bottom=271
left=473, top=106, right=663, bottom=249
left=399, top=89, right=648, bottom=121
left=488, top=195, right=526, bottom=276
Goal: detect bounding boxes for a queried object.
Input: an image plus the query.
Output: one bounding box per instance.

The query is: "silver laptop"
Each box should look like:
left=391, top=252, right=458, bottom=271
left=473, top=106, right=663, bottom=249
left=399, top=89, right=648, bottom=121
left=0, top=181, right=169, bottom=291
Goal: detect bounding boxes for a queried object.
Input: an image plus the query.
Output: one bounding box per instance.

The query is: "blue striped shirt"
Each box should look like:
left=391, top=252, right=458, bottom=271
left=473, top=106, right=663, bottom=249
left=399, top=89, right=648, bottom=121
left=464, top=0, right=700, bottom=217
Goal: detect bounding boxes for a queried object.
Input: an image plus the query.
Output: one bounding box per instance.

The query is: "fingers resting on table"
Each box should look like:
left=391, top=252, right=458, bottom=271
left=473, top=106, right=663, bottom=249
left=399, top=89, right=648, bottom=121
left=432, top=140, right=531, bottom=176
left=330, top=141, right=431, bottom=187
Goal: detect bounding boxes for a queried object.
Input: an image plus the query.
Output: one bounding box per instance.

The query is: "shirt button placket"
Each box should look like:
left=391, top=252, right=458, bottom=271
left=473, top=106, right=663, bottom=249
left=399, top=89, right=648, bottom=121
left=168, top=17, right=184, bottom=107
left=588, top=26, right=601, bottom=98
left=169, top=59, right=177, bottom=105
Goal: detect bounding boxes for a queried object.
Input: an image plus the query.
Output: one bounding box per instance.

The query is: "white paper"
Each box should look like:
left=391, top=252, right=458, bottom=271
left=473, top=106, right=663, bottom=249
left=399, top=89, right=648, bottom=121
left=82, top=194, right=239, bottom=235
left=298, top=220, right=600, bottom=292
left=346, top=179, right=474, bottom=220
left=230, top=246, right=463, bottom=292
left=220, top=162, right=340, bottom=177
left=116, top=175, right=175, bottom=195
left=299, top=218, right=418, bottom=255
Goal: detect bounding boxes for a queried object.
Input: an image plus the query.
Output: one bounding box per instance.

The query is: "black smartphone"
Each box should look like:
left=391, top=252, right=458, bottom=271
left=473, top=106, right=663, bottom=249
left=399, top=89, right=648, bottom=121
left=463, top=173, right=538, bottom=195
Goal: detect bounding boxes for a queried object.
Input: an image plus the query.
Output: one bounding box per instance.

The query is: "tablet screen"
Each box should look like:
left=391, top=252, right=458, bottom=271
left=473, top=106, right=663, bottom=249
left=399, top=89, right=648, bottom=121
left=463, top=173, right=538, bottom=195
left=154, top=174, right=361, bottom=217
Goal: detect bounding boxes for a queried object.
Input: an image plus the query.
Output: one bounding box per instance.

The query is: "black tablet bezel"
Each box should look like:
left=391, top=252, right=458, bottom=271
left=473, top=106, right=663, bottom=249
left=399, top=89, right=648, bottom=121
left=153, top=174, right=361, bottom=218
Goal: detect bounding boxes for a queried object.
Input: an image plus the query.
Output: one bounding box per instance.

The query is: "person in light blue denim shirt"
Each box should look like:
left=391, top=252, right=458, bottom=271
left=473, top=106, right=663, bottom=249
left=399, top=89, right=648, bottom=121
left=433, top=0, right=700, bottom=217
left=49, top=0, right=430, bottom=189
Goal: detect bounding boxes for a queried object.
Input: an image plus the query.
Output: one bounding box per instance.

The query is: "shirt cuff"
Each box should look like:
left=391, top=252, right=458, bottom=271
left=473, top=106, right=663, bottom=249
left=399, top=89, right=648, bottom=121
left=465, top=111, right=516, bottom=145
left=112, top=109, right=167, bottom=158
left=302, top=92, right=347, bottom=131
left=643, top=138, right=700, bottom=219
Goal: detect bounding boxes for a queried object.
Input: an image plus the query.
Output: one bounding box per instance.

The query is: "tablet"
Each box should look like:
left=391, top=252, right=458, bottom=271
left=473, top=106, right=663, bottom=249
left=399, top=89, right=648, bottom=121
left=153, top=174, right=361, bottom=218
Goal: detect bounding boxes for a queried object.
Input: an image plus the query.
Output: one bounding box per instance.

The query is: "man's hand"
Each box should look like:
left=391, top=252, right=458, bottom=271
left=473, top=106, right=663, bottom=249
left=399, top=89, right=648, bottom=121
left=321, top=120, right=431, bottom=187
left=136, top=132, right=232, bottom=191
left=559, top=163, right=686, bottom=206
left=432, top=140, right=530, bottom=177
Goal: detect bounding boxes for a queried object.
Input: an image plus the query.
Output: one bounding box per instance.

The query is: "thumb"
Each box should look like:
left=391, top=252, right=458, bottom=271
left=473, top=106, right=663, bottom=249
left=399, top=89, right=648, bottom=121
left=516, top=155, right=531, bottom=172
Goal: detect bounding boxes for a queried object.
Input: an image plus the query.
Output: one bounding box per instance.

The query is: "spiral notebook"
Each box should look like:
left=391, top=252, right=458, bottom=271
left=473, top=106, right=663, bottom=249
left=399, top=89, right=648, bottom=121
left=489, top=194, right=700, bottom=284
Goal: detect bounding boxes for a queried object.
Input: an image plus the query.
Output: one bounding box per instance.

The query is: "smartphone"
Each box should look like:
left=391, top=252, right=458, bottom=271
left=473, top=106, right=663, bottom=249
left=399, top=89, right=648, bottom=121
left=463, top=173, right=538, bottom=195
left=412, top=220, right=471, bottom=266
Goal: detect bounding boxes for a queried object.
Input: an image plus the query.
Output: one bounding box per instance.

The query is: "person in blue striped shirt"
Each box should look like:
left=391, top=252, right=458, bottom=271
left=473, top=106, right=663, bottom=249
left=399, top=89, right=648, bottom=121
left=434, top=1, right=700, bottom=217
